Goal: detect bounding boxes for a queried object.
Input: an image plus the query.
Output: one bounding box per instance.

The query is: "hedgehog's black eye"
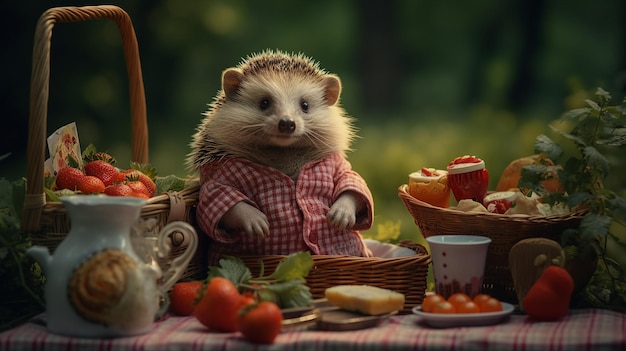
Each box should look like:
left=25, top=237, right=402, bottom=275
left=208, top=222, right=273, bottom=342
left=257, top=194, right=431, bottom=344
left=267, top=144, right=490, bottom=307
left=259, top=98, right=271, bottom=110
left=300, top=100, right=309, bottom=113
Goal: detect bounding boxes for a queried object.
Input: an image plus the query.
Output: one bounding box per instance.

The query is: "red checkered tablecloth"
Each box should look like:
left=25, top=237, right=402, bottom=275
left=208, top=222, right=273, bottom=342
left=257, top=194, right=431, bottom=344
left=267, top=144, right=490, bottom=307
left=1, top=309, right=624, bottom=351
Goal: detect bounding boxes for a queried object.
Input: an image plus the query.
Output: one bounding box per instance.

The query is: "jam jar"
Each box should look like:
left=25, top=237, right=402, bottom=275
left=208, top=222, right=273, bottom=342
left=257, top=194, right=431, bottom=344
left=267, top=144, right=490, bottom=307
left=483, top=191, right=517, bottom=214
left=408, top=168, right=450, bottom=208
left=447, top=155, right=489, bottom=203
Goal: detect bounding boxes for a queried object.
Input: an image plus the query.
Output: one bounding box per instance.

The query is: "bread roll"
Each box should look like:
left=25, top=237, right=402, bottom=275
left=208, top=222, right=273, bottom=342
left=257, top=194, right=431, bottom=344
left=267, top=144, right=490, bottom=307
left=325, top=285, right=405, bottom=315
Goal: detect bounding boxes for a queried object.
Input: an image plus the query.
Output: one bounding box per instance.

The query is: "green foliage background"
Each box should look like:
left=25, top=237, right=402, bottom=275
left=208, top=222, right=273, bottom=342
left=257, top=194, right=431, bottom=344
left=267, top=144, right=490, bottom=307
left=2, top=0, right=625, bottom=245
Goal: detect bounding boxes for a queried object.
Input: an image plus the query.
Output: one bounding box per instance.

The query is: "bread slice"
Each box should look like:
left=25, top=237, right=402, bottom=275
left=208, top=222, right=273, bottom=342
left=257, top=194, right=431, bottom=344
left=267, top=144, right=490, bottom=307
left=324, top=285, right=405, bottom=315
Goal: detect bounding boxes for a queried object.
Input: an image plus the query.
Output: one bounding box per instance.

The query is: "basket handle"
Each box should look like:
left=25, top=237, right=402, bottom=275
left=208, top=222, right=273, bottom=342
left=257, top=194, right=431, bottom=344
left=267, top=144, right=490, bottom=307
left=22, top=5, right=148, bottom=233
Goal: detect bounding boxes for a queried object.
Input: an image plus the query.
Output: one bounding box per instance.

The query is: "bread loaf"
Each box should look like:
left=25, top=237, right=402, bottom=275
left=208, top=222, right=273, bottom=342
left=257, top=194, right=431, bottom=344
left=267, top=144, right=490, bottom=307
left=324, top=285, right=405, bottom=315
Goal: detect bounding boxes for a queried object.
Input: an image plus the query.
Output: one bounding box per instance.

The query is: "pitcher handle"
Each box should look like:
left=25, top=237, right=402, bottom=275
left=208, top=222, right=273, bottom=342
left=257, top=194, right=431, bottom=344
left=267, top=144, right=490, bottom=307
left=156, top=221, right=198, bottom=292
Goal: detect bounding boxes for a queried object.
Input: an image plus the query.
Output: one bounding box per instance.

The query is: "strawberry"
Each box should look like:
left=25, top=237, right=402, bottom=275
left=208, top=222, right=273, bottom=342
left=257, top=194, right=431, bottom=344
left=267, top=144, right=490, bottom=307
left=104, top=183, right=134, bottom=197
left=76, top=175, right=105, bottom=194
left=449, top=155, right=484, bottom=166
left=126, top=180, right=150, bottom=198
left=92, top=151, right=115, bottom=164
left=132, top=192, right=150, bottom=199
left=522, top=265, right=574, bottom=321
left=122, top=169, right=157, bottom=197
left=169, top=281, right=204, bottom=316
left=85, top=160, right=120, bottom=186
left=420, top=167, right=442, bottom=177
left=55, top=167, right=84, bottom=191
left=82, top=146, right=116, bottom=165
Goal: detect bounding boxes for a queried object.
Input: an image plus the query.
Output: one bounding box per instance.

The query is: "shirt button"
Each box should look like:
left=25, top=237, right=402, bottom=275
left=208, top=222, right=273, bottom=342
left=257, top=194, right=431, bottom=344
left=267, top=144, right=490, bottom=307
left=309, top=233, right=318, bottom=244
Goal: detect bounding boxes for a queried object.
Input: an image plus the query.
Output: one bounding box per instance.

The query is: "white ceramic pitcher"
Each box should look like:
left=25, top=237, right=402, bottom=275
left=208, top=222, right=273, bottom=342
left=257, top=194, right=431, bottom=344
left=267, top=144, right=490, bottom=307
left=27, top=195, right=198, bottom=338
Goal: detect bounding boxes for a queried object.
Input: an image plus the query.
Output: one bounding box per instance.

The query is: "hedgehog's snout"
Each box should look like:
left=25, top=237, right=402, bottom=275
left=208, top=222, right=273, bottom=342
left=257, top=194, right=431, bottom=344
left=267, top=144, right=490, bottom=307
left=278, top=117, right=296, bottom=134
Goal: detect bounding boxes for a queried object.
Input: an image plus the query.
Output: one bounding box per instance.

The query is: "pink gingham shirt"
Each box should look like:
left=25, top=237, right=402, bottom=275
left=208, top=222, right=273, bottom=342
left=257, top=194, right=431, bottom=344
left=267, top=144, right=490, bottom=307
left=196, top=152, right=374, bottom=265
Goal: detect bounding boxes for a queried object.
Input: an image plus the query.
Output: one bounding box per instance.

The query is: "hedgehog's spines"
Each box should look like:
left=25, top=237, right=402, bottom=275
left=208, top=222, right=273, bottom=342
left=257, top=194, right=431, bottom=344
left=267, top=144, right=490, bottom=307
left=186, top=50, right=355, bottom=177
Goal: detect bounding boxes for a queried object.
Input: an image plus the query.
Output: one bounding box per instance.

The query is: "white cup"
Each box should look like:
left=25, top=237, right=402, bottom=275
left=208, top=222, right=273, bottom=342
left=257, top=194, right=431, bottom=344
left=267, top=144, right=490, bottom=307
left=426, top=235, right=491, bottom=299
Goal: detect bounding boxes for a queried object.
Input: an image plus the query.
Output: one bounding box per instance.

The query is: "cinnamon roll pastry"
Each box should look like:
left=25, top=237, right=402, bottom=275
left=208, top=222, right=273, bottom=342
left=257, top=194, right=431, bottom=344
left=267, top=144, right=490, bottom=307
left=68, top=248, right=158, bottom=329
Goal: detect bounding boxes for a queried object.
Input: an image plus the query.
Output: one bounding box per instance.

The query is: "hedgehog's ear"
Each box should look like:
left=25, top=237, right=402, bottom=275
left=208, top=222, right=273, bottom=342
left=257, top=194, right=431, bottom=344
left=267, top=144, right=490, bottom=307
left=323, top=75, right=342, bottom=106
left=222, top=68, right=244, bottom=99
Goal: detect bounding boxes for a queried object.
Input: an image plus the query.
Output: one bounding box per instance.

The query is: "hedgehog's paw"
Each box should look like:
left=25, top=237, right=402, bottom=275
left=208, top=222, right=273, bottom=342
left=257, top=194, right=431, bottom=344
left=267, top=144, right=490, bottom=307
left=220, top=202, right=270, bottom=238
left=327, top=192, right=361, bottom=229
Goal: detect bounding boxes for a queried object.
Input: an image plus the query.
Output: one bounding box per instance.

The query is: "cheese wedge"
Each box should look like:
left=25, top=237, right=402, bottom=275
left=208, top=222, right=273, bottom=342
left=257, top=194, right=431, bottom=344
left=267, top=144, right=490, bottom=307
left=324, top=285, right=405, bottom=315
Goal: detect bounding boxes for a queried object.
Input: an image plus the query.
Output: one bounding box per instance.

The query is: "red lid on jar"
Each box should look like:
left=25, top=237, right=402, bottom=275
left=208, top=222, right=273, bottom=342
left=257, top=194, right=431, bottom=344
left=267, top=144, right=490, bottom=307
left=447, top=159, right=485, bottom=175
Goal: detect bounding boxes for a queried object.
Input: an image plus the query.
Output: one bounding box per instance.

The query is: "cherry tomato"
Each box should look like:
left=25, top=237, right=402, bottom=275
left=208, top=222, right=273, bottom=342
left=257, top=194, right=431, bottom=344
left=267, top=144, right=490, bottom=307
left=447, top=292, right=471, bottom=309
left=421, top=294, right=446, bottom=313
left=456, top=301, right=481, bottom=314
left=238, top=301, right=283, bottom=344
left=478, top=297, right=503, bottom=313
left=473, top=294, right=491, bottom=306
left=432, top=301, right=457, bottom=314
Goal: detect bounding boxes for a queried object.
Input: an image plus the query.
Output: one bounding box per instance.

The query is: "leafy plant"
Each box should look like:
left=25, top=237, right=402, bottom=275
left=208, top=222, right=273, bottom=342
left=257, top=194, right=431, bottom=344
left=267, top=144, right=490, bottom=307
left=0, top=177, right=45, bottom=331
left=519, top=87, right=626, bottom=309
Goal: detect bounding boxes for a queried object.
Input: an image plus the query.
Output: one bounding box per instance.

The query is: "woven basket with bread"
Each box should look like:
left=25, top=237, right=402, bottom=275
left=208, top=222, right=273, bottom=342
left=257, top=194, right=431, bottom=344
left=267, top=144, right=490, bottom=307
left=399, top=155, right=585, bottom=303
left=21, top=5, right=205, bottom=281
left=238, top=240, right=431, bottom=314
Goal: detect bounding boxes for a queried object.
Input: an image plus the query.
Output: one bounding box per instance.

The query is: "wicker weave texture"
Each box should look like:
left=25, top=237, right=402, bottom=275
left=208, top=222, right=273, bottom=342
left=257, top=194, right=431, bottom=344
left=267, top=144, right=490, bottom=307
left=239, top=241, right=431, bottom=314
left=398, top=184, right=584, bottom=302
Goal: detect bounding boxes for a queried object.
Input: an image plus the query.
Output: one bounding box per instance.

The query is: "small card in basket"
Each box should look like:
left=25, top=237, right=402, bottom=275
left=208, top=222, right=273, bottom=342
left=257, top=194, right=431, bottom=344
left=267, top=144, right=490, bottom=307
left=45, top=122, right=82, bottom=175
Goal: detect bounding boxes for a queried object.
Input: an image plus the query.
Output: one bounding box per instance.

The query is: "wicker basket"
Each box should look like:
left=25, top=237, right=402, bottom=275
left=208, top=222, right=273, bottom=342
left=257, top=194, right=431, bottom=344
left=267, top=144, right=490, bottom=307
left=398, top=184, right=585, bottom=303
left=237, top=240, right=431, bottom=314
left=20, top=5, right=204, bottom=281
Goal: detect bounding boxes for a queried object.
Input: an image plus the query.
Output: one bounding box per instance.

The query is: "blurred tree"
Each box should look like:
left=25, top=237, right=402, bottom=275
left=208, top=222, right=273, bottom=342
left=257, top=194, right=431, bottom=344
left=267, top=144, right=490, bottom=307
left=355, top=0, right=404, bottom=113
left=507, top=0, right=545, bottom=111
left=464, top=0, right=547, bottom=112
left=1, top=0, right=624, bottom=181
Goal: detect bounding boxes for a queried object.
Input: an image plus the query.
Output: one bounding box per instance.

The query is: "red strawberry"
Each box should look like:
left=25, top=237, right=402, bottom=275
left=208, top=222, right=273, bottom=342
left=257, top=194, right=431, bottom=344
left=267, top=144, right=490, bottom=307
left=522, top=265, right=574, bottom=321
left=126, top=180, right=150, bottom=198
left=104, top=183, right=134, bottom=197
left=123, top=169, right=156, bottom=197
left=92, top=151, right=115, bottom=164
left=449, top=155, right=483, bottom=165
left=76, top=175, right=105, bottom=194
left=132, top=192, right=150, bottom=199
left=85, top=160, right=120, bottom=186
left=55, top=167, right=84, bottom=191
left=169, top=281, right=204, bottom=316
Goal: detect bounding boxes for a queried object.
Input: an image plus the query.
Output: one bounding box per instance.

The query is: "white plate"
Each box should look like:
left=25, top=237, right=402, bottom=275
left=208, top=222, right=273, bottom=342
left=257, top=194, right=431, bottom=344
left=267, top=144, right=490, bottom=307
left=412, top=302, right=514, bottom=328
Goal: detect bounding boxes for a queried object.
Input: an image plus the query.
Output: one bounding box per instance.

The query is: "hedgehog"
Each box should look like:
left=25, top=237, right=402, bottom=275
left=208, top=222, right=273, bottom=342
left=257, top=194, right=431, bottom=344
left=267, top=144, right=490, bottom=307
left=186, top=50, right=374, bottom=264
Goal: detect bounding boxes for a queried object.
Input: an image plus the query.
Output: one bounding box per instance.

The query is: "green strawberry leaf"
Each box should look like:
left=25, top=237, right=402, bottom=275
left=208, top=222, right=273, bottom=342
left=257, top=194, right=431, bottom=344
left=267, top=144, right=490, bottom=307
left=155, top=175, right=187, bottom=193
left=206, top=252, right=314, bottom=308
left=266, top=251, right=313, bottom=281
left=207, top=256, right=252, bottom=287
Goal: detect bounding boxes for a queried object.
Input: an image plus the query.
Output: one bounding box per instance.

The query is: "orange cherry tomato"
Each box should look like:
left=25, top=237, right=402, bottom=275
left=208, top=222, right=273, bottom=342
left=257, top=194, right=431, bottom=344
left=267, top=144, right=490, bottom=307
left=432, top=301, right=457, bottom=314
left=478, top=297, right=503, bottom=313
left=447, top=292, right=471, bottom=309
left=456, top=301, right=481, bottom=314
left=473, top=294, right=491, bottom=306
left=421, top=294, right=446, bottom=313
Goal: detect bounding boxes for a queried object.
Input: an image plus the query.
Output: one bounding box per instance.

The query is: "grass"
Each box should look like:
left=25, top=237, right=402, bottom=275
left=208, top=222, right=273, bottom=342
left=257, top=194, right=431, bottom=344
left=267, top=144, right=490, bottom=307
left=351, top=109, right=547, bottom=244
